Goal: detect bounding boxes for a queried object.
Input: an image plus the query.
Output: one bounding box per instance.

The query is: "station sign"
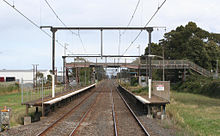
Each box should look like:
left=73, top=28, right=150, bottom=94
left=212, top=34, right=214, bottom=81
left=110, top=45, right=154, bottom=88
left=156, top=84, right=164, bottom=91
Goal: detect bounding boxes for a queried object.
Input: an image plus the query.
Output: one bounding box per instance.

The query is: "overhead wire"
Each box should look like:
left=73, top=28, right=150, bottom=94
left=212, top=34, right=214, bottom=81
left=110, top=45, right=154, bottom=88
left=2, top=0, right=72, bottom=51
left=122, top=0, right=167, bottom=55
left=121, top=0, right=141, bottom=35
left=44, top=0, right=78, bottom=36
left=44, top=0, right=87, bottom=53
left=77, top=30, right=87, bottom=53
left=119, top=0, right=141, bottom=62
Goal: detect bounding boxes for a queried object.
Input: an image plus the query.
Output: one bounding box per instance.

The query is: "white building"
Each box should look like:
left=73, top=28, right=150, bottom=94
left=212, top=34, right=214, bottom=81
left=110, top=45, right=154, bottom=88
left=0, top=69, right=51, bottom=83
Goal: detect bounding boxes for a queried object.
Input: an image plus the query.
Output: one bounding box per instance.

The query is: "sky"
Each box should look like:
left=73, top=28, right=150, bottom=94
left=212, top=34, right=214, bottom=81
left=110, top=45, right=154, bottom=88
left=0, top=0, right=220, bottom=71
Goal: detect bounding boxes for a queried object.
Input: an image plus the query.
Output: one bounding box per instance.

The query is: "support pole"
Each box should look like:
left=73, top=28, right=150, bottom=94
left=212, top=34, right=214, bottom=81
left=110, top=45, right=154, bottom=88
left=148, top=79, right=151, bottom=99
left=119, top=67, right=121, bottom=84
left=32, top=64, right=35, bottom=89
left=147, top=27, right=153, bottom=99
left=41, top=78, right=44, bottom=117
left=216, top=60, right=219, bottom=78
left=146, top=56, right=148, bottom=85
left=161, top=105, right=166, bottom=120
left=163, top=46, right=165, bottom=81
left=52, top=74, right=55, bottom=98
left=35, top=64, right=39, bottom=88
left=96, top=58, right=98, bottom=82
left=63, top=57, right=66, bottom=84
left=147, top=105, right=152, bottom=118
left=101, top=29, right=103, bottom=59
left=51, top=28, right=57, bottom=75
left=21, top=78, right=23, bottom=103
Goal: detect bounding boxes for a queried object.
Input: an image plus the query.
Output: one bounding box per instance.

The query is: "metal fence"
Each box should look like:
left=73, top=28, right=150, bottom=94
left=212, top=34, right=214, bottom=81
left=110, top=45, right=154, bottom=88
left=20, top=78, right=90, bottom=104
left=20, top=79, right=65, bottom=104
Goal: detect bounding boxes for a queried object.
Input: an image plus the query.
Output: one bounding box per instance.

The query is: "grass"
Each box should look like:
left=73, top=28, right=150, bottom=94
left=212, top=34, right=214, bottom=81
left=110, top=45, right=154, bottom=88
left=0, top=92, right=35, bottom=127
left=130, top=86, right=148, bottom=96
left=0, top=82, right=19, bottom=95
left=120, top=82, right=149, bottom=95
left=0, top=84, right=84, bottom=127
left=0, top=84, right=64, bottom=127
left=166, top=91, right=220, bottom=136
left=121, top=83, right=220, bottom=136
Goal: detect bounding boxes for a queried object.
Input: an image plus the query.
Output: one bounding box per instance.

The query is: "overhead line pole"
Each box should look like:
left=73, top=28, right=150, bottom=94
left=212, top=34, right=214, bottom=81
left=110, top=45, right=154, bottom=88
left=101, top=29, right=103, bottom=59
left=146, top=27, right=153, bottom=99
left=41, top=26, right=155, bottom=75
left=51, top=28, right=57, bottom=75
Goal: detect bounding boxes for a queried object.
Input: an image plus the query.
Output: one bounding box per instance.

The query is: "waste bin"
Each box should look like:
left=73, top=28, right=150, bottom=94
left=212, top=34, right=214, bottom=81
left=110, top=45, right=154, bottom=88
left=0, top=106, right=10, bottom=132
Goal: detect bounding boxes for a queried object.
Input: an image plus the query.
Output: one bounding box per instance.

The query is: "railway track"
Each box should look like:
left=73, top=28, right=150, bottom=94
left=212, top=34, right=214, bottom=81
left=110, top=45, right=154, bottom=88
left=68, top=86, right=103, bottom=136
left=110, top=81, right=150, bottom=136
left=36, top=84, right=102, bottom=136
left=36, top=80, right=151, bottom=136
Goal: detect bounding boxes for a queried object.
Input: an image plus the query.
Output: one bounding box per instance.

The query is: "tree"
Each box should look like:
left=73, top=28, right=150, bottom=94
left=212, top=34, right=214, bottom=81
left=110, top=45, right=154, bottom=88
left=151, top=21, right=220, bottom=70
left=36, top=72, right=44, bottom=80
left=144, top=22, right=220, bottom=81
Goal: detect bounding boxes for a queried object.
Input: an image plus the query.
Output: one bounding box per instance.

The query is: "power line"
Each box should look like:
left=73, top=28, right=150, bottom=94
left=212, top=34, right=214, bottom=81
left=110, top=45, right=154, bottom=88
left=119, top=0, right=141, bottom=57
left=77, top=30, right=87, bottom=53
left=3, top=0, right=51, bottom=37
left=2, top=0, right=69, bottom=51
left=44, top=0, right=87, bottom=53
left=44, top=0, right=78, bottom=36
left=122, top=0, right=167, bottom=55
left=121, top=0, right=141, bottom=35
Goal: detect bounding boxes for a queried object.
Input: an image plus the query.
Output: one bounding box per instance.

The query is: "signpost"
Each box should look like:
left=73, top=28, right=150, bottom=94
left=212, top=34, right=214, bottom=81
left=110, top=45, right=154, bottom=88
left=156, top=84, right=164, bottom=91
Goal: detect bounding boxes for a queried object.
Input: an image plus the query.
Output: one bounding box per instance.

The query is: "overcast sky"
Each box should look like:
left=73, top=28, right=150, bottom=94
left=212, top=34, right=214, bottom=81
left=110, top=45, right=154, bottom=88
left=0, top=0, right=220, bottom=70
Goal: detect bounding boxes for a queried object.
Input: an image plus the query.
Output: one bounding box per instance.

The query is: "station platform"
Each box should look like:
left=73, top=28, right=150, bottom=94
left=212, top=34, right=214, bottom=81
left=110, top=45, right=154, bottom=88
left=135, top=95, right=169, bottom=105
left=22, top=84, right=96, bottom=115
left=118, top=84, right=169, bottom=119
left=119, top=85, right=169, bottom=105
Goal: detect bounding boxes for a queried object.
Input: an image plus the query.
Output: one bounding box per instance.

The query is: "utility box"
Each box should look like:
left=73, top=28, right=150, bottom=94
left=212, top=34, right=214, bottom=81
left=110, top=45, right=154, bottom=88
left=0, top=107, right=10, bottom=131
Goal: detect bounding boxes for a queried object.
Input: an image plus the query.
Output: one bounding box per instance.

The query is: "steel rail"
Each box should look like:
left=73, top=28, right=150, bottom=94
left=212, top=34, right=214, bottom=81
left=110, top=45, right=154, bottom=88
left=113, top=83, right=151, bottom=136
left=36, top=88, right=97, bottom=136
left=110, top=86, right=118, bottom=136
left=68, top=86, right=103, bottom=136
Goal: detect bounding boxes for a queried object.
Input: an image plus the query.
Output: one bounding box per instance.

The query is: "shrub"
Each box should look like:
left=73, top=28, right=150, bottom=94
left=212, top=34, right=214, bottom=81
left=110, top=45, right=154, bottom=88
left=173, top=74, right=220, bottom=98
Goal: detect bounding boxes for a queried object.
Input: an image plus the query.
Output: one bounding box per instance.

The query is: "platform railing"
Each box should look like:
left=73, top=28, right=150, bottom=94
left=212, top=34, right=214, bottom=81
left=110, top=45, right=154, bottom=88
left=20, top=79, right=65, bottom=104
left=20, top=79, right=94, bottom=104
